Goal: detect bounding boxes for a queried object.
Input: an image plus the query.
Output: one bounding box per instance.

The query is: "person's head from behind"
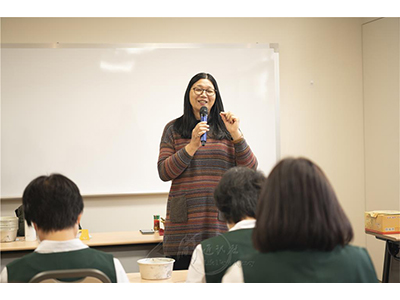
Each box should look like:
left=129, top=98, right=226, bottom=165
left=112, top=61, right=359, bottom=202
left=214, top=167, right=266, bottom=226
left=23, top=174, right=83, bottom=235
left=253, top=157, right=353, bottom=252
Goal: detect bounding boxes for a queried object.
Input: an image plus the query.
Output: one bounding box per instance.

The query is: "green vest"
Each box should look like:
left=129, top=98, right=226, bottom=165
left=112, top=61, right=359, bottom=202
left=201, top=229, right=257, bottom=283
left=241, top=245, right=378, bottom=283
left=7, top=248, right=117, bottom=283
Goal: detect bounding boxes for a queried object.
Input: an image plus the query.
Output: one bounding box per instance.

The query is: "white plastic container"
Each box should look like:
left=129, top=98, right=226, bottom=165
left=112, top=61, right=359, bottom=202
left=137, top=258, right=175, bottom=280
left=0, top=216, right=19, bottom=242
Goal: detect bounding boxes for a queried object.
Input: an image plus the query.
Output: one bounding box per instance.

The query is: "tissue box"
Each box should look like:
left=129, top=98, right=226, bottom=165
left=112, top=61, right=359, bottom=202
left=365, top=210, right=400, bottom=234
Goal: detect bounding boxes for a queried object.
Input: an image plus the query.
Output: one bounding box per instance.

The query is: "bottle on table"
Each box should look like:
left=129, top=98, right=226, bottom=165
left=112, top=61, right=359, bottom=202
left=153, top=215, right=160, bottom=231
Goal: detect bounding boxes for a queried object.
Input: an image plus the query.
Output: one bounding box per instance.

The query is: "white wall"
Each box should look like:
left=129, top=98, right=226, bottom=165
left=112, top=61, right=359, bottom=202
left=1, top=18, right=367, bottom=250
left=362, top=17, right=400, bottom=280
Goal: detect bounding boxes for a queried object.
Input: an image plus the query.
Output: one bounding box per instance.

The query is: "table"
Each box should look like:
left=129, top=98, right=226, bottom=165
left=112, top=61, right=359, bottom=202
left=0, top=231, right=163, bottom=251
left=365, top=231, right=400, bottom=283
left=0, top=231, right=164, bottom=273
left=127, top=270, right=187, bottom=283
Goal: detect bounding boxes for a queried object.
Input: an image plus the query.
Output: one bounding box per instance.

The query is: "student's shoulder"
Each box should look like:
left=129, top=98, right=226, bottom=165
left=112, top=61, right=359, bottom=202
left=200, top=229, right=253, bottom=247
left=340, top=244, right=375, bottom=264
left=200, top=232, right=229, bottom=247
left=342, top=245, right=378, bottom=281
left=343, top=244, right=369, bottom=255
left=6, top=251, right=38, bottom=268
left=87, top=247, right=114, bottom=257
left=225, top=228, right=253, bottom=236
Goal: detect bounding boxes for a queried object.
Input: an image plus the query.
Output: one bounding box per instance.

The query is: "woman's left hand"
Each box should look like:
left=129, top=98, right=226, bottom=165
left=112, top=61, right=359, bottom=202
left=220, top=111, right=242, bottom=141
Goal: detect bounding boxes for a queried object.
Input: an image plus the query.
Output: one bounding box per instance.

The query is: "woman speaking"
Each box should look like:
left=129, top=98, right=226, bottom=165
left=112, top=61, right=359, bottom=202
left=157, top=73, right=258, bottom=269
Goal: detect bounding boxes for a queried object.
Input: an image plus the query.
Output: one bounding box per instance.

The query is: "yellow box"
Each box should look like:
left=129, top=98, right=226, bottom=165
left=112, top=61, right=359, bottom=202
left=365, top=210, right=400, bottom=234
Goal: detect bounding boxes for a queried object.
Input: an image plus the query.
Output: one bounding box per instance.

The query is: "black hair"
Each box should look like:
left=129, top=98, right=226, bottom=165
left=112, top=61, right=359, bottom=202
left=214, top=167, right=266, bottom=224
left=253, top=157, right=354, bottom=252
left=23, top=174, right=84, bottom=232
left=173, top=72, right=230, bottom=140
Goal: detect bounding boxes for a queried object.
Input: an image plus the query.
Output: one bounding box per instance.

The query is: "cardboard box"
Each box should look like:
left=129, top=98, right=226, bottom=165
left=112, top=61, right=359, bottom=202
left=365, top=210, right=400, bottom=234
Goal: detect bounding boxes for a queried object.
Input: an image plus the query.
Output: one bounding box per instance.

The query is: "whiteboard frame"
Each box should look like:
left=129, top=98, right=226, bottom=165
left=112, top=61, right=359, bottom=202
left=1, top=43, right=280, bottom=200
left=2, top=43, right=278, bottom=50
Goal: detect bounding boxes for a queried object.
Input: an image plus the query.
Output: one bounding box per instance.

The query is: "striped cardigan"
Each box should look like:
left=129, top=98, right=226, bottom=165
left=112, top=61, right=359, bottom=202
left=158, top=120, right=258, bottom=256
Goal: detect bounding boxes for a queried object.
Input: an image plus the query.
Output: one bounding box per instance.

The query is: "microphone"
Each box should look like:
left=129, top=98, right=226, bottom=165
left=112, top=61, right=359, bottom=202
left=200, top=106, right=208, bottom=146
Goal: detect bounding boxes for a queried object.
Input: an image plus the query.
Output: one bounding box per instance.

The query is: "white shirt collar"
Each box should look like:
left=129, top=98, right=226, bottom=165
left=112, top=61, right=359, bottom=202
left=229, top=219, right=256, bottom=231
left=34, top=238, right=88, bottom=253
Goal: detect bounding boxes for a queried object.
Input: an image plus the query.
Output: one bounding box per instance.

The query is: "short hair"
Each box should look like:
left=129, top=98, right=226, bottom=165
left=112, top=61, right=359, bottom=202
left=253, top=157, right=354, bottom=252
left=214, top=167, right=266, bottom=224
left=173, top=72, right=230, bottom=140
left=23, top=174, right=84, bottom=232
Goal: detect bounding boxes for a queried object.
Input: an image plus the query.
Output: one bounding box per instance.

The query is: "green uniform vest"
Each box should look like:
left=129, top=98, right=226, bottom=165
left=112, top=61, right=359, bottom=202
left=241, top=245, right=378, bottom=283
left=7, top=248, right=117, bottom=283
left=201, top=229, right=257, bottom=283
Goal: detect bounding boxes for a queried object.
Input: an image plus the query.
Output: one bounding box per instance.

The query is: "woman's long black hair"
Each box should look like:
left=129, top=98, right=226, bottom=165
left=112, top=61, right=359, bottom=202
left=173, top=73, right=230, bottom=140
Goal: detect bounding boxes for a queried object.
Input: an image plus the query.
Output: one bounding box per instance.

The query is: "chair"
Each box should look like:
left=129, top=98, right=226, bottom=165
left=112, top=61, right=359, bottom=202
left=29, top=268, right=111, bottom=283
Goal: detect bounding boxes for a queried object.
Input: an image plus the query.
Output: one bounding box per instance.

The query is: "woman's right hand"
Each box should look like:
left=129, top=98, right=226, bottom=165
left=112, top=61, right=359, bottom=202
left=185, top=121, right=209, bottom=156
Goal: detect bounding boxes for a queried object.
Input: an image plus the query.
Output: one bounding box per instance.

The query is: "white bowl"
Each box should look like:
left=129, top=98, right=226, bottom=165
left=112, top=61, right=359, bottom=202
left=137, top=257, right=175, bottom=280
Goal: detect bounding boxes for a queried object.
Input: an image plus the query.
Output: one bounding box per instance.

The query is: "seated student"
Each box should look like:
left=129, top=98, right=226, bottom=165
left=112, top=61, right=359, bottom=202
left=0, top=174, right=129, bottom=283
left=186, top=167, right=266, bottom=283
left=222, top=157, right=378, bottom=283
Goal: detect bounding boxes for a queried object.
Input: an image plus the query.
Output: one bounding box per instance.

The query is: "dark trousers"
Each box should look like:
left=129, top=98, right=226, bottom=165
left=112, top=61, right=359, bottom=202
left=168, top=255, right=192, bottom=270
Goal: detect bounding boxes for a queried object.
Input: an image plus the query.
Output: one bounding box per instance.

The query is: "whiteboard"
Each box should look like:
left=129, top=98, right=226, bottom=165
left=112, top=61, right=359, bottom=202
left=1, top=44, right=280, bottom=198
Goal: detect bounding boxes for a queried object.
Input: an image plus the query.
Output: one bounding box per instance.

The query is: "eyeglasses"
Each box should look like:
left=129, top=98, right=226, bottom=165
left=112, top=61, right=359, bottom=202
left=192, top=87, right=217, bottom=96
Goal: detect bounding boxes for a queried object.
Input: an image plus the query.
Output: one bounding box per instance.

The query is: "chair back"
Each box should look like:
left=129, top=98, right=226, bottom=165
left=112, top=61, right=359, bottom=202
left=29, top=268, right=111, bottom=283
